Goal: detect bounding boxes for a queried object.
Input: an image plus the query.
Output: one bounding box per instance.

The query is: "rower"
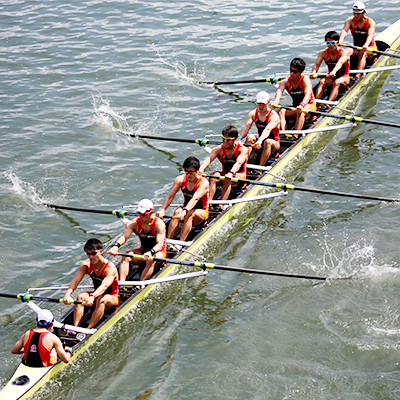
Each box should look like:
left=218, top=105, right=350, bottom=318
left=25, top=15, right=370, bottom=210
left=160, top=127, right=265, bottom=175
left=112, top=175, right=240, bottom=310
left=310, top=31, right=351, bottom=101
left=11, top=309, right=72, bottom=367
left=157, top=157, right=209, bottom=241
left=239, top=91, right=280, bottom=166
left=63, top=238, right=119, bottom=329
left=271, top=57, right=317, bottom=130
left=338, top=1, right=377, bottom=79
left=109, top=199, right=167, bottom=281
left=199, top=125, right=248, bottom=201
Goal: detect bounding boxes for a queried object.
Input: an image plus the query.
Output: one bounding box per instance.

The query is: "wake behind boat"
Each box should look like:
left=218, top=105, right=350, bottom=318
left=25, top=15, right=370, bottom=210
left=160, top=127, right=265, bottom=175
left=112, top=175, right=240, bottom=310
left=1, top=18, right=399, bottom=400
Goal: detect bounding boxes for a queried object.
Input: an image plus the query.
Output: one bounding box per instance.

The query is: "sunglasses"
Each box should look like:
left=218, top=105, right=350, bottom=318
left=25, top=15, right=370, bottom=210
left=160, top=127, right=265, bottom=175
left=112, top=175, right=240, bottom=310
left=222, top=136, right=235, bottom=140
left=290, top=68, right=299, bottom=73
left=326, top=41, right=337, bottom=46
left=138, top=210, right=152, bottom=216
left=353, top=10, right=364, bottom=14
left=86, top=251, right=99, bottom=256
left=184, top=169, right=196, bottom=174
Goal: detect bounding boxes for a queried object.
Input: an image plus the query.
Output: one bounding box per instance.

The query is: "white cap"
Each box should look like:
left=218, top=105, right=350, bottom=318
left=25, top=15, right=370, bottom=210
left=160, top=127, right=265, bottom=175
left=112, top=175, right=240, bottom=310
left=353, top=2, right=366, bottom=12
left=37, top=310, right=54, bottom=327
left=136, top=199, right=154, bottom=214
left=256, top=91, right=270, bottom=104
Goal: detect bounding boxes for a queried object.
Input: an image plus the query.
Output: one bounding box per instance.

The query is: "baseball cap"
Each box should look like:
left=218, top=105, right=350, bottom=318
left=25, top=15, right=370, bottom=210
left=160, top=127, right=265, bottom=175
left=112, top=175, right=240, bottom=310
left=37, top=310, right=54, bottom=327
left=353, top=2, right=366, bottom=13
left=256, top=91, right=270, bottom=104
left=136, top=199, right=154, bottom=214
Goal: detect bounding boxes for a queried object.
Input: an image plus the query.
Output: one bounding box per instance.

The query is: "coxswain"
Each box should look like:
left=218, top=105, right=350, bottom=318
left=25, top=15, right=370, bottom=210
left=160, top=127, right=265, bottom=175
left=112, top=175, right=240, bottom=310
left=239, top=91, right=280, bottom=165
left=63, top=238, right=119, bottom=328
left=11, top=309, right=72, bottom=367
left=199, top=125, right=248, bottom=201
left=271, top=58, right=317, bottom=130
left=109, top=199, right=167, bottom=281
left=157, top=157, right=209, bottom=241
left=338, top=1, right=377, bottom=79
left=310, top=31, right=351, bottom=101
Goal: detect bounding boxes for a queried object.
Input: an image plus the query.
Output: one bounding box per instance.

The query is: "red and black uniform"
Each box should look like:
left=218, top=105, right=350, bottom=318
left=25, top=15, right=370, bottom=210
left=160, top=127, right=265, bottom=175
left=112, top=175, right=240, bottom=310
left=23, top=330, right=56, bottom=367
left=254, top=109, right=280, bottom=142
left=351, top=17, right=376, bottom=48
left=326, top=48, right=350, bottom=79
left=89, top=261, right=119, bottom=301
left=181, top=176, right=209, bottom=218
left=135, top=216, right=167, bottom=256
left=218, top=143, right=247, bottom=175
left=287, top=76, right=316, bottom=108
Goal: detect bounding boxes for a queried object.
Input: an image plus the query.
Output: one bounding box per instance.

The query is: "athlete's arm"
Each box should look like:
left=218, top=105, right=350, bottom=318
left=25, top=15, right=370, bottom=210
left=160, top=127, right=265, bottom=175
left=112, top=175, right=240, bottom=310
left=230, top=145, right=248, bottom=174
left=199, top=146, right=221, bottom=173
left=330, top=51, right=350, bottom=77
left=51, top=336, right=71, bottom=363
left=339, top=17, right=352, bottom=44
left=152, top=219, right=166, bottom=254
left=271, top=79, right=287, bottom=108
left=108, top=220, right=136, bottom=255
left=298, top=76, right=313, bottom=108
left=364, top=18, right=376, bottom=48
left=157, top=176, right=183, bottom=218
left=239, top=110, right=256, bottom=140
left=63, top=262, right=89, bottom=305
left=310, top=49, right=326, bottom=77
left=11, top=332, right=28, bottom=354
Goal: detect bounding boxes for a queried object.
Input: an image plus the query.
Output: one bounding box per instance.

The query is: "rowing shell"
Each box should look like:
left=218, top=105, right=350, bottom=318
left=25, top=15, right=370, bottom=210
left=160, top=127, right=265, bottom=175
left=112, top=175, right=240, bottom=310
left=1, top=17, right=400, bottom=400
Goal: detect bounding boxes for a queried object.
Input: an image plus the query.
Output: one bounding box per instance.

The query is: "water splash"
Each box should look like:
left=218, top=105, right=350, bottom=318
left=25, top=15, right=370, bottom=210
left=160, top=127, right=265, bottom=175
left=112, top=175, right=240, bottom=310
left=155, top=47, right=204, bottom=85
left=306, top=229, right=397, bottom=280
left=91, top=94, right=160, bottom=139
left=3, top=169, right=46, bottom=208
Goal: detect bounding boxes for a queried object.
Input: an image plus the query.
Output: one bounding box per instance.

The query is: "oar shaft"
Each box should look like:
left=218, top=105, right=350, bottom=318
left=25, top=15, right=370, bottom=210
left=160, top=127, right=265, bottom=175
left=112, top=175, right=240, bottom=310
left=0, top=292, right=83, bottom=304
left=206, top=175, right=400, bottom=203
left=44, top=203, right=115, bottom=215
left=113, top=253, right=326, bottom=281
left=276, top=106, right=400, bottom=129
left=199, top=77, right=285, bottom=85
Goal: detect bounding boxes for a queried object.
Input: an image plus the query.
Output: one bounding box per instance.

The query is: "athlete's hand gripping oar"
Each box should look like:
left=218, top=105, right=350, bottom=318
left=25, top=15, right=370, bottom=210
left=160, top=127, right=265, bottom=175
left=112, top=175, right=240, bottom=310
left=205, top=175, right=400, bottom=203
left=198, top=76, right=286, bottom=86
left=0, top=292, right=85, bottom=305
left=273, top=105, right=400, bottom=129
left=43, top=203, right=174, bottom=219
left=111, top=252, right=328, bottom=281
left=339, top=43, right=400, bottom=60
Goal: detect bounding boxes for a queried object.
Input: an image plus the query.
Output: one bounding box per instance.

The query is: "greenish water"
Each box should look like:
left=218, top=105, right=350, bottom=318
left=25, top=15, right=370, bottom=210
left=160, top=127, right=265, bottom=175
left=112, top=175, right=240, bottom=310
left=1, top=1, right=400, bottom=399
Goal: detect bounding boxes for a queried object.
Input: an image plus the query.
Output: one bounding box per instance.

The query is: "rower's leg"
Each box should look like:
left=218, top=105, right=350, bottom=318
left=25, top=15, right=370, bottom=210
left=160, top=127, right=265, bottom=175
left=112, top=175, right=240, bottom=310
left=278, top=108, right=287, bottom=130
left=328, top=76, right=347, bottom=102
left=294, top=108, right=306, bottom=130
left=209, top=171, right=221, bottom=200
left=167, top=208, right=182, bottom=238
left=140, top=259, right=157, bottom=281
left=119, top=250, right=135, bottom=281
left=73, top=292, right=90, bottom=327
left=220, top=177, right=232, bottom=201
left=315, top=78, right=326, bottom=99
left=87, top=295, right=117, bottom=329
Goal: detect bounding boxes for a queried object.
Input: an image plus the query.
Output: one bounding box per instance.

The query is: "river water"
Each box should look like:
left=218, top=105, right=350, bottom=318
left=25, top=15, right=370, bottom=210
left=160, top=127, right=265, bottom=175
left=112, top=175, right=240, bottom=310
left=1, top=1, right=400, bottom=399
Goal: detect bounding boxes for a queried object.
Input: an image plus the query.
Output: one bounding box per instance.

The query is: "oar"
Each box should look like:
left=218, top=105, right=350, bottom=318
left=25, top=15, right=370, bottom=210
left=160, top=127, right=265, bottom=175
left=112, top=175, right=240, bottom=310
left=43, top=203, right=174, bottom=219
left=274, top=105, right=400, bottom=129
left=205, top=175, right=400, bottom=203
left=112, top=252, right=328, bottom=281
left=0, top=292, right=84, bottom=305
left=126, top=133, right=220, bottom=146
left=339, top=43, right=400, bottom=60
left=199, top=76, right=286, bottom=86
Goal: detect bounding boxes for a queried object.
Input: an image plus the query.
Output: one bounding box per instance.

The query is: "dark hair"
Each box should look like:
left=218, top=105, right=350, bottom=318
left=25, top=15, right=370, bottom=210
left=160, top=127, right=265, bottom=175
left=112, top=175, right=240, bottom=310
left=222, top=125, right=238, bottom=138
left=183, top=156, right=200, bottom=171
left=290, top=58, right=306, bottom=72
left=325, top=31, right=339, bottom=41
left=84, top=238, right=103, bottom=253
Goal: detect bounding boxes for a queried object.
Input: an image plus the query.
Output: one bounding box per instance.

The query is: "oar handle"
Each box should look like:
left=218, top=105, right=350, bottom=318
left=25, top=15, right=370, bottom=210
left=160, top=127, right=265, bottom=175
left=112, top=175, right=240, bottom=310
left=339, top=43, right=400, bottom=60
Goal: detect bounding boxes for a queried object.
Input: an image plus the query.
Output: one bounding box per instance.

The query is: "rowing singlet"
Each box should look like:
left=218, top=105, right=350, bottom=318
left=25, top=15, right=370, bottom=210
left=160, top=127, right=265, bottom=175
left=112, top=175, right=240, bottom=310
left=325, top=48, right=350, bottom=78
left=23, top=330, right=56, bottom=367
left=135, top=216, right=167, bottom=254
left=218, top=143, right=247, bottom=174
left=181, top=176, right=209, bottom=211
left=89, top=261, right=119, bottom=296
left=351, top=17, right=376, bottom=48
left=287, top=76, right=315, bottom=107
left=254, top=109, right=280, bottom=142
